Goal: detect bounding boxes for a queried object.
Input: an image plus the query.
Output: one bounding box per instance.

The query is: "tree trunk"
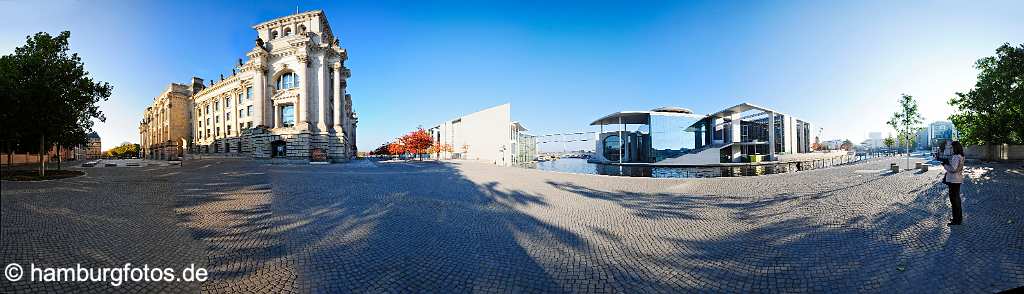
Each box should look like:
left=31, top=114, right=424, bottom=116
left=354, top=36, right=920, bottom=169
left=39, top=134, right=46, bottom=177
left=57, top=143, right=62, bottom=170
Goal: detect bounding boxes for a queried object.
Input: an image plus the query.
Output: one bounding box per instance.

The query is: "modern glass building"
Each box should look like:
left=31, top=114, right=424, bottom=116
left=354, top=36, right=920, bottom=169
left=590, top=103, right=812, bottom=165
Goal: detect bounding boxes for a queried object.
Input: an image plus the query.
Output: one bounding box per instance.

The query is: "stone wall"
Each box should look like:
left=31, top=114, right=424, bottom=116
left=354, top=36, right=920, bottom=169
left=965, top=144, right=1024, bottom=161
left=191, top=127, right=351, bottom=163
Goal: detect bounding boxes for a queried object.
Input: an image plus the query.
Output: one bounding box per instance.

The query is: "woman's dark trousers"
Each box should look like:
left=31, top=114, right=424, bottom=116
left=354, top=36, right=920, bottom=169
left=947, top=183, right=963, bottom=224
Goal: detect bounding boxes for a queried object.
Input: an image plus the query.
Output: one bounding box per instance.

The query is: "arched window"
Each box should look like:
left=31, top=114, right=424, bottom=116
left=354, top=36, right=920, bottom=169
left=276, top=72, right=300, bottom=89
left=299, top=25, right=307, bottom=33
left=283, top=27, right=292, bottom=37
left=603, top=135, right=622, bottom=161
left=270, top=30, right=279, bottom=40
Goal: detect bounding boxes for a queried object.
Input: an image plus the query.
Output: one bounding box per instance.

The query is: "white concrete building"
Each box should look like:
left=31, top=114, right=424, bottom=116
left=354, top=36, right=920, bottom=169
left=179, top=10, right=356, bottom=162
left=427, top=104, right=535, bottom=166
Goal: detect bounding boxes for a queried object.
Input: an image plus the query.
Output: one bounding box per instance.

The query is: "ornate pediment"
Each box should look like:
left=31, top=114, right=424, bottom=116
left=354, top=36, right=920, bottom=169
left=271, top=88, right=300, bottom=101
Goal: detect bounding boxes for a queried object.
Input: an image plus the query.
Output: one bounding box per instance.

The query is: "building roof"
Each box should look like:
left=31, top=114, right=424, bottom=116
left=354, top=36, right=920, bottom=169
left=706, top=103, right=780, bottom=119
left=650, top=106, right=693, bottom=114
left=589, top=108, right=704, bottom=126
left=87, top=131, right=100, bottom=139
left=511, top=121, right=528, bottom=132
left=252, top=10, right=325, bottom=30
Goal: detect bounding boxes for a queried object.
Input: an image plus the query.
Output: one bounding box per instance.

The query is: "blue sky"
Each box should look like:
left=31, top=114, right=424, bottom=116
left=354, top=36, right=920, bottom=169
left=2, top=0, right=1021, bottom=151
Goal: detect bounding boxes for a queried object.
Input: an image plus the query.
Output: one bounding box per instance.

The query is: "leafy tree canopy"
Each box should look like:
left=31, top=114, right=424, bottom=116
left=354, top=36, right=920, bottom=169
left=1, top=31, right=111, bottom=152
left=949, top=43, right=1024, bottom=145
left=0, top=31, right=111, bottom=175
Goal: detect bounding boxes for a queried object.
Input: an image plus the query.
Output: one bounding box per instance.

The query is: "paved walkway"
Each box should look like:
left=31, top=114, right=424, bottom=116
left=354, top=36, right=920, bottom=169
left=1, top=157, right=1021, bottom=293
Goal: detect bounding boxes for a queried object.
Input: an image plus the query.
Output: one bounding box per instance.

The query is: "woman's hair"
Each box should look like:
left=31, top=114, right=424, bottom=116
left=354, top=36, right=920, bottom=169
left=951, top=141, right=964, bottom=156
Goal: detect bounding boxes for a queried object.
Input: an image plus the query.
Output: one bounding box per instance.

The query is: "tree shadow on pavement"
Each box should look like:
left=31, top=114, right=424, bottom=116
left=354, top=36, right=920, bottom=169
left=173, top=160, right=589, bottom=292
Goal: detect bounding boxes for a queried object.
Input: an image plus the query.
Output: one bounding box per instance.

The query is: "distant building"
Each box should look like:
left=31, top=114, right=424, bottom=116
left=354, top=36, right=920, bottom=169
left=915, top=127, right=930, bottom=150
left=85, top=132, right=101, bottom=159
left=928, top=121, right=957, bottom=147
left=867, top=132, right=883, bottom=150
left=822, top=139, right=844, bottom=150
left=427, top=103, right=536, bottom=166
left=140, top=81, right=203, bottom=160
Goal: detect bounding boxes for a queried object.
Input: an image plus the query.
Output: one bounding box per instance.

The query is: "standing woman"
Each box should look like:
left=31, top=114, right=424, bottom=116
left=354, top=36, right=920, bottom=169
left=942, top=141, right=965, bottom=225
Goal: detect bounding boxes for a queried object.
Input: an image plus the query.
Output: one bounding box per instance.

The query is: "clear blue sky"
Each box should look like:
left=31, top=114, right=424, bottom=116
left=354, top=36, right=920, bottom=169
left=2, top=0, right=1021, bottom=151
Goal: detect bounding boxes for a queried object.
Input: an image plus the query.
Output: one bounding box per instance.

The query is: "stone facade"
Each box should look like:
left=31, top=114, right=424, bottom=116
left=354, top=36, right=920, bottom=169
left=139, top=81, right=203, bottom=160
left=140, top=10, right=356, bottom=163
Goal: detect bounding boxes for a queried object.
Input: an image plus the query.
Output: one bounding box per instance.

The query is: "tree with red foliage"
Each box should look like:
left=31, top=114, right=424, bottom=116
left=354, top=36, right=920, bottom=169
left=371, top=143, right=391, bottom=158
left=399, top=128, right=434, bottom=160
left=386, top=141, right=405, bottom=158
left=428, top=143, right=454, bottom=160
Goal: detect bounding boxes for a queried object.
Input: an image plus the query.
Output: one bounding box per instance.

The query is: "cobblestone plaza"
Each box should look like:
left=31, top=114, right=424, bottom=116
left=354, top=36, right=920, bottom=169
left=1, top=157, right=1021, bottom=292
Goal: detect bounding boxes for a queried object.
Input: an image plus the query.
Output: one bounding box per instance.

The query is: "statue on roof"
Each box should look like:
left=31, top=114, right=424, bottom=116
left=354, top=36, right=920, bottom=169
left=255, top=37, right=265, bottom=49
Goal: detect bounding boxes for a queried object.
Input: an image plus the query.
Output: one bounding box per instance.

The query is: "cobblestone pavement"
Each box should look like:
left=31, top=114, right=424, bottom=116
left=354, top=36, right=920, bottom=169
left=2, top=157, right=1022, bottom=293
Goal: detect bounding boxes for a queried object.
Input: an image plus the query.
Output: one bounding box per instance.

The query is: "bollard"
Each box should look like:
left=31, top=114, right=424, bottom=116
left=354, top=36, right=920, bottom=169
left=890, top=163, right=899, bottom=173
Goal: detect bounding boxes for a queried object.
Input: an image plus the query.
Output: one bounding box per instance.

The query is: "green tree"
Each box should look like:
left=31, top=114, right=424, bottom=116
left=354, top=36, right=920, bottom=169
left=883, top=135, right=895, bottom=149
left=0, top=31, right=111, bottom=176
left=887, top=94, right=923, bottom=168
left=948, top=43, right=1024, bottom=146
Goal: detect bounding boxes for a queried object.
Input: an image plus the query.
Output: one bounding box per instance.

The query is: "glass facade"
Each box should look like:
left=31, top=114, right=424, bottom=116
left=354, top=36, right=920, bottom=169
left=650, top=114, right=708, bottom=161
left=603, top=135, right=622, bottom=161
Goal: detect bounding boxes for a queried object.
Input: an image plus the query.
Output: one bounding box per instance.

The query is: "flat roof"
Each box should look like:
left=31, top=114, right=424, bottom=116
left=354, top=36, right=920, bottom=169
left=590, top=111, right=705, bottom=126
left=707, top=103, right=780, bottom=119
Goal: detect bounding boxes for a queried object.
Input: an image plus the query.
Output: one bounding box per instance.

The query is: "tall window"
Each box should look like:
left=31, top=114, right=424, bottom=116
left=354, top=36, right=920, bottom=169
left=205, top=105, right=210, bottom=114
left=237, top=93, right=243, bottom=104
left=246, top=87, right=253, bottom=100
left=225, top=97, right=230, bottom=108
left=246, top=105, right=253, bottom=117
left=277, top=72, right=299, bottom=89
left=281, top=104, right=295, bottom=127
left=226, top=113, right=231, bottom=121
left=239, top=109, right=244, bottom=118
left=215, top=101, right=219, bottom=111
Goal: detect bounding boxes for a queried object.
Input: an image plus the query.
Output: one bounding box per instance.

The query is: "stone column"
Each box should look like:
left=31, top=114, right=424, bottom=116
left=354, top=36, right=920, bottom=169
left=274, top=104, right=282, bottom=128
left=253, top=67, right=266, bottom=127
left=297, top=55, right=309, bottom=131
left=316, top=56, right=329, bottom=132
left=332, top=62, right=343, bottom=132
